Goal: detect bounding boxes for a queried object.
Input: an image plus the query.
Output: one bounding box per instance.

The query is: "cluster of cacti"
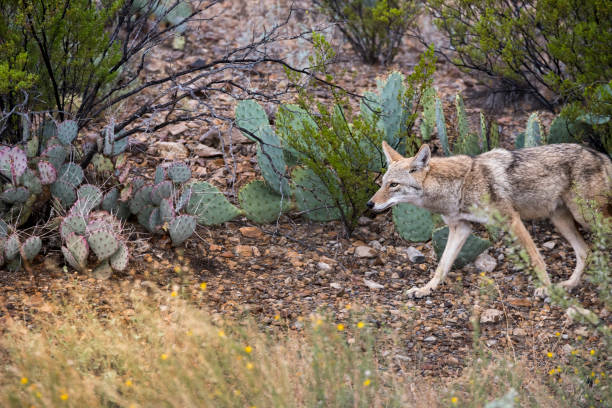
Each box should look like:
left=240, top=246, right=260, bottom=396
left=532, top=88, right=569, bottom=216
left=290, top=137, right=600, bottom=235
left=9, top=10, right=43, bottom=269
left=514, top=113, right=576, bottom=148
left=126, top=162, right=197, bottom=246
left=60, top=194, right=128, bottom=279
left=0, top=222, right=42, bottom=271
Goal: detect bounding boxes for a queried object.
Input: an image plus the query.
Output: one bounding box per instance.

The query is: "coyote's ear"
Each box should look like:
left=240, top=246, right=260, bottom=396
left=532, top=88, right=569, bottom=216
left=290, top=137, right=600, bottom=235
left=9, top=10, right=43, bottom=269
left=413, top=144, right=431, bottom=169
left=382, top=141, right=404, bottom=165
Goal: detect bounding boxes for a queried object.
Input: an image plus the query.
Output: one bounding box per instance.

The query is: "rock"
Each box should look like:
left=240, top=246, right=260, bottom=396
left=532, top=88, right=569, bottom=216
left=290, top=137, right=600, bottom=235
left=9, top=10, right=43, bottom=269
left=151, top=142, right=189, bottom=160
left=358, top=216, right=373, bottom=225
left=355, top=246, right=377, bottom=258
left=513, top=328, right=527, bottom=336
left=368, top=240, right=383, bottom=251
left=167, top=123, right=189, bottom=137
left=364, top=279, right=384, bottom=290
left=404, top=246, right=425, bottom=263
left=480, top=308, right=504, bottom=324
left=451, top=332, right=463, bottom=339
left=542, top=241, right=556, bottom=250
left=239, top=226, right=263, bottom=239
left=561, top=344, right=573, bottom=356
left=391, top=272, right=400, bottom=279
left=485, top=339, right=498, bottom=347
left=424, top=336, right=436, bottom=342
left=234, top=245, right=253, bottom=257
left=190, top=143, right=222, bottom=157
left=317, top=262, right=333, bottom=272
left=172, top=35, right=185, bottom=50
left=364, top=270, right=377, bottom=278
left=474, top=253, right=497, bottom=273
left=330, top=282, right=342, bottom=290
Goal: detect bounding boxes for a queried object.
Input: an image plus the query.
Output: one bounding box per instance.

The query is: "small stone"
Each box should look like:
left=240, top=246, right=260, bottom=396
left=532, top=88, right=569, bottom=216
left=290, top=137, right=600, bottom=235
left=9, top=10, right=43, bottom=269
left=391, top=272, right=400, bottom=279
left=404, top=246, right=425, bottom=263
left=358, top=216, right=372, bottom=225
left=330, top=282, right=342, bottom=290
left=424, top=336, right=436, bottom=342
left=425, top=300, right=433, bottom=305
left=167, top=123, right=189, bottom=137
left=354, top=246, right=377, bottom=258
left=513, top=328, right=527, bottom=336
left=485, top=339, right=498, bottom=347
left=190, top=143, right=222, bottom=157
left=451, top=332, right=463, bottom=339
left=252, top=246, right=261, bottom=257
left=239, top=226, right=263, bottom=239
left=364, top=270, right=377, bottom=278
left=542, top=241, right=556, bottom=250
left=368, top=240, right=383, bottom=251
left=151, top=141, right=189, bottom=160
left=234, top=245, right=253, bottom=257
left=480, top=308, right=504, bottom=324
left=363, top=279, right=384, bottom=290
left=474, top=253, right=497, bottom=273
left=317, top=262, right=332, bottom=272
left=171, top=35, right=185, bottom=50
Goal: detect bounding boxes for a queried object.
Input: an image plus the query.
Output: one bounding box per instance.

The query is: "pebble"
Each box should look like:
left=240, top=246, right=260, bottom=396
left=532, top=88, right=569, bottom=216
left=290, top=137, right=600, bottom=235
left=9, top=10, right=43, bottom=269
left=365, top=270, right=378, bottom=277
left=364, top=279, right=384, bottom=290
left=150, top=141, right=189, bottom=160
left=317, top=262, right=333, bottom=272
left=424, top=336, right=436, bottom=342
left=474, top=253, right=497, bottom=273
left=425, top=299, right=433, bottom=305
left=354, top=246, right=377, bottom=258
left=358, top=216, right=373, bottom=225
left=542, top=241, right=556, bottom=250
left=368, top=240, right=384, bottom=251
left=330, top=282, right=342, bottom=290
left=513, top=328, right=527, bottom=336
left=404, top=246, right=426, bottom=263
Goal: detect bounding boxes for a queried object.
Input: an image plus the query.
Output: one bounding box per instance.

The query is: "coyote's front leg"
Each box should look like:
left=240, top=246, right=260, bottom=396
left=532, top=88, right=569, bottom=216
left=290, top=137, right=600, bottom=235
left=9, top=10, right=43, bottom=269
left=406, top=221, right=472, bottom=298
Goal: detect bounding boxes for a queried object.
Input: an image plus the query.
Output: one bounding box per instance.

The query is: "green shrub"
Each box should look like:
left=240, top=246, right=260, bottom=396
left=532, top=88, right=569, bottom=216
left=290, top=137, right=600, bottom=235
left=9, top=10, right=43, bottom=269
left=426, top=0, right=612, bottom=112
left=313, top=0, right=419, bottom=65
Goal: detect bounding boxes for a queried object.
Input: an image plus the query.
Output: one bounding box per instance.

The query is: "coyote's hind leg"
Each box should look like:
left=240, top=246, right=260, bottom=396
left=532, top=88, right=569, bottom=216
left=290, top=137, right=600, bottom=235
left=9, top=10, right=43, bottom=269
left=550, top=207, right=589, bottom=290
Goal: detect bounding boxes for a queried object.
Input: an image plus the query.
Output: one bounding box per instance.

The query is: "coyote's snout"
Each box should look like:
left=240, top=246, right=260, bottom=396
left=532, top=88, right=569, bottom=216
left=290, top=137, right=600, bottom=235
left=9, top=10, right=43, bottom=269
left=368, top=141, right=612, bottom=299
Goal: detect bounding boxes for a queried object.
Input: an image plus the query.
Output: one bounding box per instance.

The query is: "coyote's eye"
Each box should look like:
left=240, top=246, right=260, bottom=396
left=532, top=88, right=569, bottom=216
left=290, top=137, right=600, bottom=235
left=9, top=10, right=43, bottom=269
left=389, top=182, right=399, bottom=188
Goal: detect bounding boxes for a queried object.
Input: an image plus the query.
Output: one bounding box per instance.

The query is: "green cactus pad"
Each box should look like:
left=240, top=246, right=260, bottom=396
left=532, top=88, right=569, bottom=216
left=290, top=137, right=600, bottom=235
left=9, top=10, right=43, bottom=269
left=103, top=127, right=129, bottom=156
left=93, top=260, right=113, bottom=280
left=77, top=184, right=103, bottom=210
left=239, top=180, right=291, bottom=223
left=57, top=120, right=78, bottom=145
left=151, top=180, right=173, bottom=205
left=110, top=241, right=129, bottom=271
left=154, top=165, right=167, bottom=184
left=129, top=184, right=154, bottom=214
left=169, top=214, right=196, bottom=246
left=147, top=208, right=162, bottom=232
left=0, top=146, right=28, bottom=183
left=102, top=188, right=119, bottom=212
left=58, top=162, right=84, bottom=187
left=87, top=229, right=120, bottom=260
left=432, top=227, right=491, bottom=268
left=87, top=210, right=123, bottom=235
left=60, top=213, right=88, bottom=240
left=42, top=145, right=67, bottom=170
left=62, top=245, right=83, bottom=272
left=20, top=169, right=42, bottom=195
left=435, top=98, right=451, bottom=156
left=420, top=87, right=436, bottom=141
left=489, top=121, right=500, bottom=149
left=235, top=99, right=269, bottom=141
left=276, top=104, right=317, bottom=165
left=51, top=180, right=77, bottom=207
left=167, top=162, right=191, bottom=183
left=41, top=119, right=57, bottom=143
left=0, top=219, right=8, bottom=237
left=291, top=167, right=343, bottom=222
left=1, top=187, right=30, bottom=204
left=160, top=198, right=175, bottom=222
left=524, top=112, right=542, bottom=148
left=186, top=182, right=241, bottom=225
left=256, top=127, right=289, bottom=195
left=453, top=94, right=480, bottom=156
left=20, top=236, right=42, bottom=261
left=378, top=72, right=408, bottom=151
left=132, top=176, right=146, bottom=192
left=26, top=135, right=39, bottom=158
left=5, top=233, right=20, bottom=260
left=392, top=203, right=434, bottom=242
left=37, top=160, right=57, bottom=184
left=91, top=153, right=115, bottom=174
left=547, top=116, right=575, bottom=144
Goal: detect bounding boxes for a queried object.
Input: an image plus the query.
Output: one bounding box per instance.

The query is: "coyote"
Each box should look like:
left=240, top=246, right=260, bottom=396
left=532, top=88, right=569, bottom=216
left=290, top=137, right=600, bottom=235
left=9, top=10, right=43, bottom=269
left=367, top=142, right=612, bottom=299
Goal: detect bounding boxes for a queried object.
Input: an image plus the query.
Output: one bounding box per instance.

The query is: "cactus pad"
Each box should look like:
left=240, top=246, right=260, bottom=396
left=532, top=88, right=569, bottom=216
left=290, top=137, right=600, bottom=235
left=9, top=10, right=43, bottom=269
left=37, top=160, right=57, bottom=184
left=129, top=184, right=154, bottom=214
left=435, top=98, right=451, bottom=156
left=235, top=99, right=269, bottom=141
left=26, top=135, right=39, bottom=158
left=186, top=182, right=241, bottom=225
left=5, top=233, right=20, bottom=260
left=137, top=205, right=155, bottom=229
left=102, top=187, right=119, bottom=212
left=20, top=169, right=42, bottom=195
left=58, top=162, right=84, bottom=187
left=87, top=229, right=120, bottom=260
left=432, top=227, right=491, bottom=268
left=62, top=246, right=82, bottom=271
left=169, top=214, right=196, bottom=246
left=147, top=207, right=162, bottom=232
left=167, top=162, right=191, bottom=183
left=523, top=112, right=542, bottom=148
left=154, top=165, right=167, bottom=184
left=57, top=120, right=78, bottom=145
left=257, top=127, right=289, bottom=195
left=91, top=153, right=115, bottom=174
left=160, top=198, right=175, bottom=222
left=151, top=180, right=173, bottom=205
left=42, top=145, right=67, bottom=170
left=0, top=219, right=8, bottom=237
left=60, top=213, right=88, bottom=240
left=77, top=184, right=103, bottom=210
left=392, top=203, right=434, bottom=242
left=291, top=167, right=342, bottom=222
left=547, top=116, right=575, bottom=144
left=65, top=232, right=89, bottom=270
left=239, top=180, right=290, bottom=223
left=93, top=260, right=113, bottom=280
left=20, top=236, right=42, bottom=261
left=1, top=187, right=30, bottom=204
left=176, top=187, right=191, bottom=212
left=110, top=242, right=129, bottom=271
left=51, top=180, right=77, bottom=207
left=0, top=146, right=28, bottom=183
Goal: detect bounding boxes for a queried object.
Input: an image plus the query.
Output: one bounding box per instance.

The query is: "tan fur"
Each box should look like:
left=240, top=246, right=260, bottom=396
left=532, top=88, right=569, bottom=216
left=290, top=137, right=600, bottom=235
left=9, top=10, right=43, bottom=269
left=367, top=142, right=612, bottom=299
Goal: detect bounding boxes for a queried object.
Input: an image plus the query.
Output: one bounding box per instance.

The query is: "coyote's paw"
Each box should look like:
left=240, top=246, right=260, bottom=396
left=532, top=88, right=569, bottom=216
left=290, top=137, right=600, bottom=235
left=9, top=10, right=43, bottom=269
left=406, top=286, right=432, bottom=299
left=534, top=286, right=549, bottom=299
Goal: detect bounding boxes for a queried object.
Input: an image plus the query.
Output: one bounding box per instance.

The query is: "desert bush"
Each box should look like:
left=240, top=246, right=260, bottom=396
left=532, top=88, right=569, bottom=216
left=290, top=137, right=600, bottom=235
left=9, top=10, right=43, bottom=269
left=313, top=0, right=419, bottom=65
left=424, top=0, right=612, bottom=113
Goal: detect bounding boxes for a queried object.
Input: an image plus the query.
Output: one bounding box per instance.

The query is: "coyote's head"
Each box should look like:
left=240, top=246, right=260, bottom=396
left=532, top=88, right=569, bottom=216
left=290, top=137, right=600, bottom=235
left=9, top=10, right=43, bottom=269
left=367, top=142, right=431, bottom=211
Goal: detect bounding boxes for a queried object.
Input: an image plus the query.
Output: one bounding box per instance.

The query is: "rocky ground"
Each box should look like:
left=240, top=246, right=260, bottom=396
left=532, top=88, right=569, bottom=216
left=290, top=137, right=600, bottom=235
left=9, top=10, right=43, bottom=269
left=0, top=0, right=608, bottom=378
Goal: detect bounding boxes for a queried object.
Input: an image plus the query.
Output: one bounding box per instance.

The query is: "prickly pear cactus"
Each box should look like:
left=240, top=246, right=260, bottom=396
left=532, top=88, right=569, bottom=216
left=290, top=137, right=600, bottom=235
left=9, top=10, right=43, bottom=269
left=169, top=214, right=197, bottom=246
left=239, top=180, right=291, bottom=223
left=432, top=227, right=491, bottom=268
left=523, top=112, right=542, bottom=148
left=57, top=120, right=78, bottom=145
left=291, top=167, right=343, bottom=222
left=235, top=99, right=269, bottom=141
left=392, top=203, right=434, bottom=242
left=187, top=182, right=241, bottom=225
left=435, top=98, right=451, bottom=156
left=20, top=236, right=42, bottom=261
left=420, top=87, right=436, bottom=141
left=109, top=241, right=129, bottom=271
left=547, top=116, right=575, bottom=144
left=454, top=94, right=481, bottom=156
left=167, top=162, right=191, bottom=183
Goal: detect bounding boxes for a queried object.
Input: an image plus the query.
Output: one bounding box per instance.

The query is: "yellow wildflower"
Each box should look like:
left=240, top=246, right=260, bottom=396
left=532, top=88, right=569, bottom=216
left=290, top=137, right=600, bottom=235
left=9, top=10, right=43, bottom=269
left=451, top=396, right=458, bottom=405
left=171, top=291, right=177, bottom=297
left=274, top=314, right=280, bottom=320
left=357, top=321, right=365, bottom=329
left=246, top=362, right=254, bottom=370
left=555, top=332, right=561, bottom=337
left=60, top=393, right=68, bottom=401
left=245, top=346, right=252, bottom=354
left=218, top=330, right=225, bottom=338
left=160, top=353, right=168, bottom=360
left=337, top=323, right=345, bottom=331
left=345, top=304, right=351, bottom=310
left=200, top=282, right=207, bottom=290
left=590, top=349, right=595, bottom=356
left=546, top=352, right=553, bottom=358
left=20, top=377, right=28, bottom=385
left=125, top=379, right=133, bottom=387
left=363, top=379, right=371, bottom=386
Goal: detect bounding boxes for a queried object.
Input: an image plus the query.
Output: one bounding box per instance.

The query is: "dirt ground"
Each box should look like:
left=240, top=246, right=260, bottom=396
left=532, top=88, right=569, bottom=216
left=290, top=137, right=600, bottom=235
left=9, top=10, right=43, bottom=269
left=0, top=0, right=608, bottom=378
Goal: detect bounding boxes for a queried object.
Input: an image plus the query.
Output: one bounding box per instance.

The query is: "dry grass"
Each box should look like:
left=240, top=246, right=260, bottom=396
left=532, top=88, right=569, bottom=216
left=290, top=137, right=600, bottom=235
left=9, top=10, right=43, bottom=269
left=0, top=281, right=569, bottom=408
